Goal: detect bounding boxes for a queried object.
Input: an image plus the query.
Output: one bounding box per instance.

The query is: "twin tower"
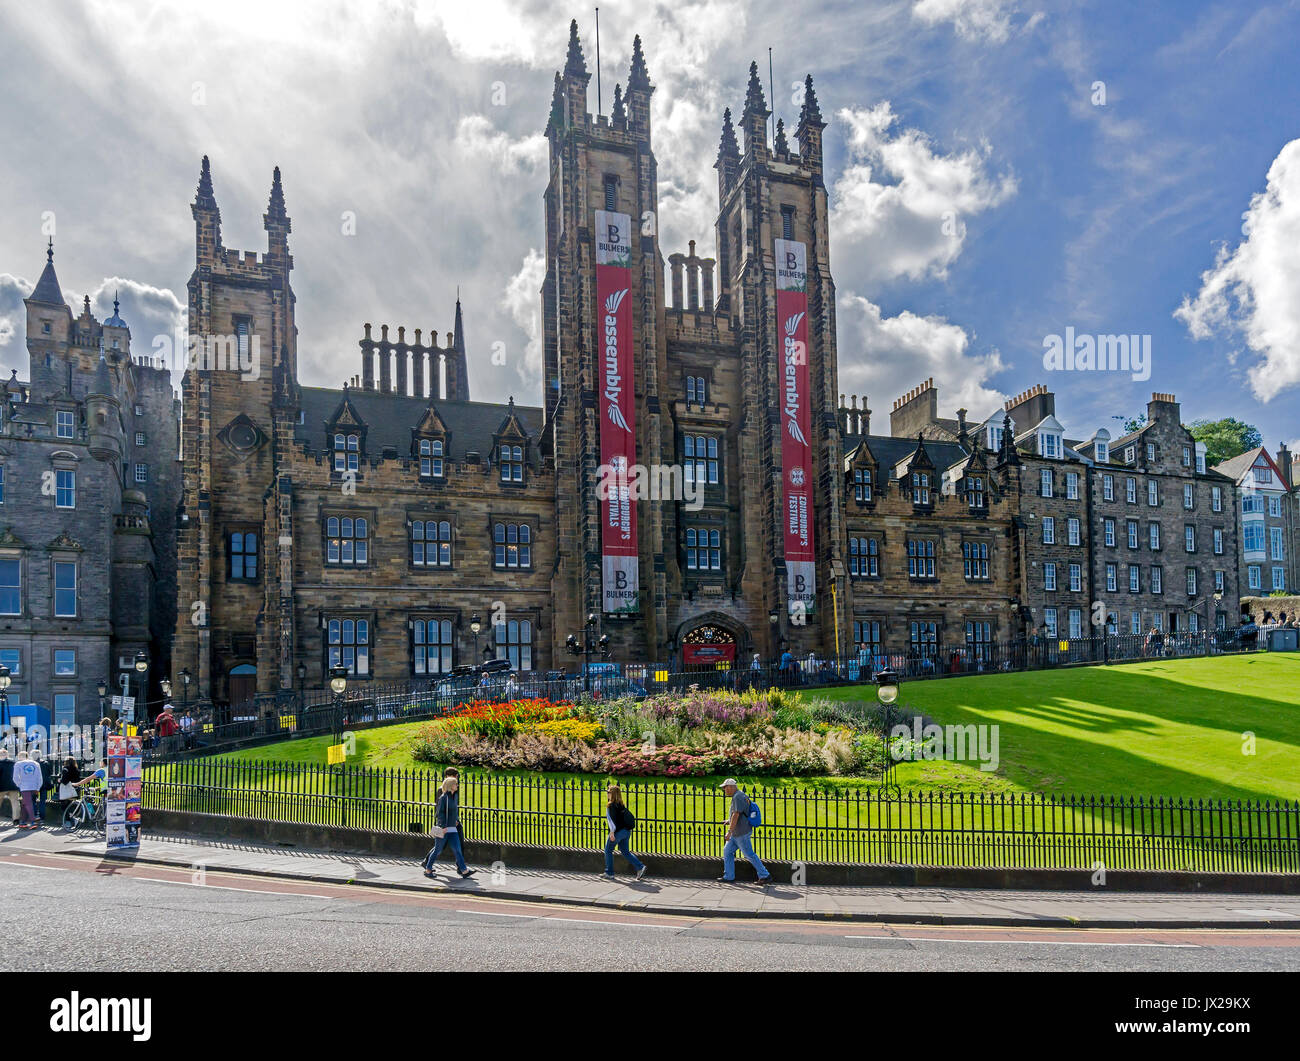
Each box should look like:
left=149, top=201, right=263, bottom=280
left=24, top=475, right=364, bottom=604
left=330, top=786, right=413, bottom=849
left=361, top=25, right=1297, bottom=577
left=541, top=20, right=844, bottom=661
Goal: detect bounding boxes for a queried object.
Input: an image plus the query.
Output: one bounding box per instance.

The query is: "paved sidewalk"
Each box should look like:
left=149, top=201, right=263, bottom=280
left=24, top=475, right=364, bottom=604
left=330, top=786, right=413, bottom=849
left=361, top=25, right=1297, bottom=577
left=6, top=825, right=1300, bottom=928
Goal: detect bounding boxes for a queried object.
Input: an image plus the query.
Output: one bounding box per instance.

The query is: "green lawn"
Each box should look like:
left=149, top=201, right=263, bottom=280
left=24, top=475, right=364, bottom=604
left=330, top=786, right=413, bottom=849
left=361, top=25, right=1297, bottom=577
left=819, top=653, right=1300, bottom=802
left=140, top=655, right=1300, bottom=870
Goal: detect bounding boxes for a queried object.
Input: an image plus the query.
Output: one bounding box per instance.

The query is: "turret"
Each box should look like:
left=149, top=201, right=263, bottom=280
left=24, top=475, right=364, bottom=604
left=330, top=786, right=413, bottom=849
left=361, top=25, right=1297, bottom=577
left=741, top=61, right=769, bottom=161
left=625, top=34, right=653, bottom=141
left=264, top=165, right=291, bottom=260
left=562, top=19, right=590, bottom=127
left=86, top=351, right=123, bottom=464
left=795, top=75, right=826, bottom=174
left=192, top=155, right=223, bottom=264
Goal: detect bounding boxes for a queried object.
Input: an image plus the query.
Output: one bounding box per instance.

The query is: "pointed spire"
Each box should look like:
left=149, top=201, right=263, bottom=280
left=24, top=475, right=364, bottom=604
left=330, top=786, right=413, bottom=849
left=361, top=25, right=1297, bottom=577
left=29, top=239, right=63, bottom=305
left=743, top=60, right=769, bottom=119
left=798, top=74, right=825, bottom=130
left=266, top=165, right=288, bottom=223
left=628, top=34, right=650, bottom=91
left=612, top=83, right=625, bottom=123
left=564, top=18, right=587, bottom=77
left=545, top=72, right=565, bottom=136
left=717, top=107, right=739, bottom=160
left=194, top=155, right=217, bottom=210
left=774, top=117, right=789, bottom=154
left=453, top=295, right=465, bottom=353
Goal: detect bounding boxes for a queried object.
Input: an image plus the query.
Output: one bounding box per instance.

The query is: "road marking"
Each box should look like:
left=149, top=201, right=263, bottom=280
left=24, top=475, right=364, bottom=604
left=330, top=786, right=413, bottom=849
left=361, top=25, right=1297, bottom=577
left=0, top=860, right=69, bottom=871
left=1230, top=910, right=1298, bottom=918
left=131, top=877, right=338, bottom=900
left=453, top=907, right=677, bottom=930
left=845, top=935, right=1198, bottom=949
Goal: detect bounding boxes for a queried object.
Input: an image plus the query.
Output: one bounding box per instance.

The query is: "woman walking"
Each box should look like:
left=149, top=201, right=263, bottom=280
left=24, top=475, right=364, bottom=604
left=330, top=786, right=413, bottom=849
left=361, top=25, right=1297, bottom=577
left=604, top=784, right=647, bottom=880
left=423, top=776, right=475, bottom=879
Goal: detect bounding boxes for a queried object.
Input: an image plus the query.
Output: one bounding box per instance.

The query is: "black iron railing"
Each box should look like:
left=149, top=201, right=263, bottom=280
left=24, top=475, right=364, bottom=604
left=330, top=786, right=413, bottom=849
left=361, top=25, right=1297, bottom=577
left=142, top=757, right=1300, bottom=873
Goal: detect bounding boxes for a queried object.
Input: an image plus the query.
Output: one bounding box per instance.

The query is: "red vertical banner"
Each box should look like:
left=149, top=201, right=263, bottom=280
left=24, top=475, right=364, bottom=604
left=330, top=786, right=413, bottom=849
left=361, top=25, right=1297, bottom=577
left=775, top=238, right=816, bottom=617
left=595, top=210, right=640, bottom=615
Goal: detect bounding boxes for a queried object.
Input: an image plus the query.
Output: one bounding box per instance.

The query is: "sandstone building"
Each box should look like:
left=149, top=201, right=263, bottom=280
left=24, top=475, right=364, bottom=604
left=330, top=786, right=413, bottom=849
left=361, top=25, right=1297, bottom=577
left=1, top=244, right=180, bottom=723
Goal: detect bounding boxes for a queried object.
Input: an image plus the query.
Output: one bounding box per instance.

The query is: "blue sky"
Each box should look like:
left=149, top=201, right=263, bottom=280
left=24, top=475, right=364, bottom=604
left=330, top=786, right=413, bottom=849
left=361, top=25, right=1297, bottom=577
left=0, top=0, right=1296, bottom=450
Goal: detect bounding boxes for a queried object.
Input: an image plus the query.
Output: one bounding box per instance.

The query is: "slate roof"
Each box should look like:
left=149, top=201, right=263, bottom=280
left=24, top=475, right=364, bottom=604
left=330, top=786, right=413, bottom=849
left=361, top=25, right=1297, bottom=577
left=844, top=433, right=970, bottom=475
left=293, top=386, right=543, bottom=458
left=29, top=258, right=64, bottom=306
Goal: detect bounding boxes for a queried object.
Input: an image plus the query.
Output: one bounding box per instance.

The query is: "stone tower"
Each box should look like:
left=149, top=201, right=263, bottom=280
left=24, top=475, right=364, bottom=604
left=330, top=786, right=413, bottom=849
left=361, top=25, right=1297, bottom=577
left=172, top=157, right=299, bottom=704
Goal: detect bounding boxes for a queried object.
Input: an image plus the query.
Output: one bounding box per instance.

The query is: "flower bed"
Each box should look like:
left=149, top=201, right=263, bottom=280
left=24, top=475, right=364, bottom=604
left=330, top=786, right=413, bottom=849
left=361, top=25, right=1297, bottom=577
left=410, top=688, right=891, bottom=777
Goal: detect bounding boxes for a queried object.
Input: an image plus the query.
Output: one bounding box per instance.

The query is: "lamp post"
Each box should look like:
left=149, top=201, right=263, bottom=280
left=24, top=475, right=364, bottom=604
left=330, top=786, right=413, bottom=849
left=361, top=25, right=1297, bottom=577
left=329, top=663, right=348, bottom=746
left=875, top=669, right=900, bottom=788
left=133, top=651, right=149, bottom=734
left=1209, top=590, right=1223, bottom=655
left=97, top=678, right=107, bottom=723
left=0, top=664, right=10, bottom=727
left=470, top=614, right=482, bottom=662
left=180, top=668, right=191, bottom=711
left=566, top=612, right=605, bottom=695
left=295, top=662, right=305, bottom=712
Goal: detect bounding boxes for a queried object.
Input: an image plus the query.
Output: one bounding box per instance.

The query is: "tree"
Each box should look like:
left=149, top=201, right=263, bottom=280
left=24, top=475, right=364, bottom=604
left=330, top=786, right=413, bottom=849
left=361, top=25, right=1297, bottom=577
left=1187, top=418, right=1262, bottom=466
left=1113, top=413, right=1146, bottom=435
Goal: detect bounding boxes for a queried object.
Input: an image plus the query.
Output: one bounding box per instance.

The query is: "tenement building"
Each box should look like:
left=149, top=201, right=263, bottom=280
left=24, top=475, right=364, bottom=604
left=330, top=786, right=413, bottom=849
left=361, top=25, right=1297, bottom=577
left=1214, top=444, right=1294, bottom=596
left=0, top=244, right=180, bottom=723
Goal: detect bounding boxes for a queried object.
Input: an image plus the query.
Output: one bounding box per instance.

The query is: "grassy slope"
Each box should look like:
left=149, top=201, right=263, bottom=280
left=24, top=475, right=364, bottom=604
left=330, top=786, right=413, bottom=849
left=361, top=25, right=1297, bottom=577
left=821, top=653, right=1300, bottom=802
left=209, top=654, right=1300, bottom=801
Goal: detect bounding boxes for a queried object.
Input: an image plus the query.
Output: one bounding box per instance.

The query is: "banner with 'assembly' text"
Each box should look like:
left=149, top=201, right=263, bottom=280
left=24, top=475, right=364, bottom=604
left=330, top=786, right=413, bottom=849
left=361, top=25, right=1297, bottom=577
left=595, top=210, right=639, bottom=615
left=775, top=238, right=816, bottom=617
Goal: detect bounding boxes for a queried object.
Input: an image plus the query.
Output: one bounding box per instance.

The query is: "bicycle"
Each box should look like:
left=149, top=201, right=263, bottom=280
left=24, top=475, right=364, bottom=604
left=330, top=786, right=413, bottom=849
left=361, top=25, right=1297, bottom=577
left=61, top=789, right=106, bottom=834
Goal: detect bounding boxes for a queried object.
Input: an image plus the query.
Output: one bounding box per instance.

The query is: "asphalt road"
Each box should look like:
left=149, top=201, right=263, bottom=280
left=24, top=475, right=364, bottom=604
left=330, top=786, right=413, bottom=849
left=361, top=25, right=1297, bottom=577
left=5, top=857, right=1300, bottom=972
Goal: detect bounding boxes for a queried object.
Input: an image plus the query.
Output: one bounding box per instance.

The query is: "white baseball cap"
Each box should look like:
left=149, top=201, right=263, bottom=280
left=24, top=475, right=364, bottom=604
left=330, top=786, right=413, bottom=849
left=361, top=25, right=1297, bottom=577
left=719, top=778, right=739, bottom=788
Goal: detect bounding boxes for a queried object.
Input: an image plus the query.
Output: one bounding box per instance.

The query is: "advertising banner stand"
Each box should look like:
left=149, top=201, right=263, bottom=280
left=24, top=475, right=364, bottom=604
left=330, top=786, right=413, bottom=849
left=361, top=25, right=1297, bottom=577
left=105, top=734, right=142, bottom=850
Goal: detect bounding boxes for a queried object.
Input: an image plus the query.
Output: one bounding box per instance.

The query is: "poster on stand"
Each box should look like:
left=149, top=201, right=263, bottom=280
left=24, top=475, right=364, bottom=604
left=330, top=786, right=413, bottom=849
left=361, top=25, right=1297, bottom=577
left=106, top=734, right=140, bottom=850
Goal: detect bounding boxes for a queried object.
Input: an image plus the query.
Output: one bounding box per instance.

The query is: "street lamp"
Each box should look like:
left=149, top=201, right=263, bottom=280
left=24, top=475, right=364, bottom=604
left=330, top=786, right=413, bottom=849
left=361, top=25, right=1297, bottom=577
left=134, top=651, right=149, bottom=733
left=566, top=612, right=607, bottom=695
left=329, top=663, right=348, bottom=745
left=97, top=678, right=107, bottom=722
left=875, top=669, right=900, bottom=787
left=180, top=668, right=191, bottom=710
left=470, top=614, right=482, bottom=661
left=0, top=664, right=10, bottom=727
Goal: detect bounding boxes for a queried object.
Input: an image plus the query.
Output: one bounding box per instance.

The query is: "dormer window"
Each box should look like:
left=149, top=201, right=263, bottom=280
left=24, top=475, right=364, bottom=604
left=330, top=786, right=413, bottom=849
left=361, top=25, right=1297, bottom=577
left=1125, top=445, right=1135, bottom=464
left=1095, top=441, right=1109, bottom=463
left=1040, top=432, right=1061, bottom=459
left=967, top=474, right=986, bottom=510
left=853, top=468, right=873, bottom=503
left=419, top=438, right=445, bottom=479
left=499, top=444, right=524, bottom=483
left=333, top=433, right=360, bottom=473
left=988, top=425, right=1003, bottom=451
left=911, top=472, right=930, bottom=506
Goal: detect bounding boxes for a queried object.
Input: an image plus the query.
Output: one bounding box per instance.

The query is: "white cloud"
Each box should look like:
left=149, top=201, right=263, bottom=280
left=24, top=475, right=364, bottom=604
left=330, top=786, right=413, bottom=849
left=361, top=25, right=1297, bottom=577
left=830, top=102, right=1017, bottom=285
left=503, top=247, right=546, bottom=393
left=1175, top=138, right=1300, bottom=402
left=838, top=292, right=1005, bottom=421
left=453, top=115, right=548, bottom=176
left=912, top=0, right=1019, bottom=44
left=0, top=273, right=34, bottom=363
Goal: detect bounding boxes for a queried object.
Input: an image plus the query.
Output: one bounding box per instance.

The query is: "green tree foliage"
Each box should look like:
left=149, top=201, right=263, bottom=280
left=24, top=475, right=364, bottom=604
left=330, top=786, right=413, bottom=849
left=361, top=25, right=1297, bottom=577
left=1188, top=418, right=1262, bottom=466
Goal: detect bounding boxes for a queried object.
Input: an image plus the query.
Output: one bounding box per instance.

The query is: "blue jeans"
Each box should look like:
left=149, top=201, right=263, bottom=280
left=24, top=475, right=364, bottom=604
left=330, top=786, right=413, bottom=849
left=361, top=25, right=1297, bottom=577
left=604, top=828, right=645, bottom=875
left=722, top=831, right=769, bottom=881
left=424, top=830, right=468, bottom=873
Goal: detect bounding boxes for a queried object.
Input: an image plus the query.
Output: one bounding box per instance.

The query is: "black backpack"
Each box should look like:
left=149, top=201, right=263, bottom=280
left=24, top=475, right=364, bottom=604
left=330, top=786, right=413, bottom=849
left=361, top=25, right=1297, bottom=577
left=613, top=803, right=635, bottom=831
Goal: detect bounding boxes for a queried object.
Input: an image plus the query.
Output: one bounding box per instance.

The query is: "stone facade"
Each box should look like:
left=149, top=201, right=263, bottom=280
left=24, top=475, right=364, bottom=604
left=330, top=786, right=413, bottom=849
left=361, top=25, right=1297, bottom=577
left=0, top=246, right=180, bottom=724
left=1213, top=445, right=1294, bottom=597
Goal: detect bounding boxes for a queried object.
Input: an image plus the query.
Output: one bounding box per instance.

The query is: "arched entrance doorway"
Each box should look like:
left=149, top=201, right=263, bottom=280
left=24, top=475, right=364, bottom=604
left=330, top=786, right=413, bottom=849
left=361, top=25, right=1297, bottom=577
left=227, top=664, right=257, bottom=721
left=680, top=624, right=738, bottom=671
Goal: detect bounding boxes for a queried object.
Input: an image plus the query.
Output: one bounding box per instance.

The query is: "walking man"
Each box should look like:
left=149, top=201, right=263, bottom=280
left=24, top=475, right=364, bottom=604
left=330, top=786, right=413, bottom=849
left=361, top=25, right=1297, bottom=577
left=718, top=778, right=770, bottom=885
left=13, top=751, right=44, bottom=830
